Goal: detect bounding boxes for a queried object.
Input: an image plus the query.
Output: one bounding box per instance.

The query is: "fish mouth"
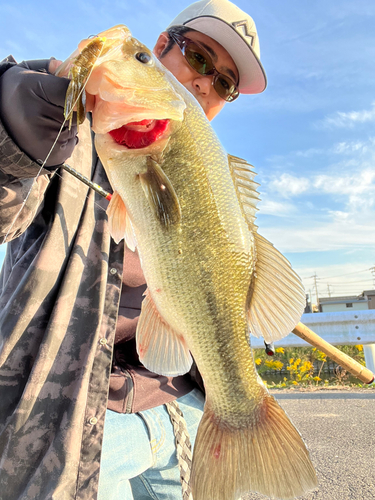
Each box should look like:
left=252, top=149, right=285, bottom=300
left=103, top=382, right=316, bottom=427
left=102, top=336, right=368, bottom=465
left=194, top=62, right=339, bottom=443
left=109, top=119, right=170, bottom=149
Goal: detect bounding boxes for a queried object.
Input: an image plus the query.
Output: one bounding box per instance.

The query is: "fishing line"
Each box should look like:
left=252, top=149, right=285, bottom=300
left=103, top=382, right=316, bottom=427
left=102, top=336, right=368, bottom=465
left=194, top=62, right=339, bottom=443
left=1, top=37, right=105, bottom=245
left=50, top=168, right=109, bottom=214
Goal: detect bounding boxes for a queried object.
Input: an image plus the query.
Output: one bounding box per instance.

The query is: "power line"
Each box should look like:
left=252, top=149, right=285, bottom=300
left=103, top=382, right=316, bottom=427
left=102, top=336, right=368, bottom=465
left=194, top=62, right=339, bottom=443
left=303, top=268, right=372, bottom=280
left=317, top=278, right=373, bottom=285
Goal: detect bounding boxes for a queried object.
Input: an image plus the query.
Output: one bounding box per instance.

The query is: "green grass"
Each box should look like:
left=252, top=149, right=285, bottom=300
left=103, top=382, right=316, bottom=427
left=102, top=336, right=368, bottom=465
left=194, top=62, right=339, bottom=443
left=252, top=344, right=374, bottom=389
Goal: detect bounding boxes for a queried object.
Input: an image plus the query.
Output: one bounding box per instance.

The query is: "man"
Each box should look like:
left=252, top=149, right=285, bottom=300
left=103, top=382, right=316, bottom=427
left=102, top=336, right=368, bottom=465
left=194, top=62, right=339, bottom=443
left=0, top=0, right=266, bottom=499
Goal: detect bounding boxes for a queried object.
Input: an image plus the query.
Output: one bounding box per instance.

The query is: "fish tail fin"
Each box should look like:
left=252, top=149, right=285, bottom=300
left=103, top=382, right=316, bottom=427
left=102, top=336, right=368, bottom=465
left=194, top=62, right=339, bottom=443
left=191, top=393, right=317, bottom=500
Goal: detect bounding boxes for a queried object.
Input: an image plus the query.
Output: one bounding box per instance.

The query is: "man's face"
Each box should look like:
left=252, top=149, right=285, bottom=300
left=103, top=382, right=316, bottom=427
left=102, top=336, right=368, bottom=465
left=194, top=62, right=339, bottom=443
left=153, top=31, right=239, bottom=121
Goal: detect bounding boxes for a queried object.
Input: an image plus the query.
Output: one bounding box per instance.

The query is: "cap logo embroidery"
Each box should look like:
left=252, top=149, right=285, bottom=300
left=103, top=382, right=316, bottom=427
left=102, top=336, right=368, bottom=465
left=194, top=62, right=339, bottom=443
left=232, top=20, right=256, bottom=48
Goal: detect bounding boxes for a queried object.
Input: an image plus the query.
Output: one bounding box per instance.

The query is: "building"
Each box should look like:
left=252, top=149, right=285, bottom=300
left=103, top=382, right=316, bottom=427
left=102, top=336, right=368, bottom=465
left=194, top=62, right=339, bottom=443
left=361, top=290, right=375, bottom=310
left=319, top=294, right=368, bottom=313
left=318, top=290, right=375, bottom=312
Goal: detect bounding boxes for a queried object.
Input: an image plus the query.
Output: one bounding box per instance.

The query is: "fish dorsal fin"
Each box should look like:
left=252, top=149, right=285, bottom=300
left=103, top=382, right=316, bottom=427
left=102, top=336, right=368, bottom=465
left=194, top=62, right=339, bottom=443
left=228, top=154, right=260, bottom=228
left=106, top=190, right=137, bottom=250
left=136, top=289, right=193, bottom=376
left=139, top=157, right=181, bottom=228
left=247, top=233, right=306, bottom=343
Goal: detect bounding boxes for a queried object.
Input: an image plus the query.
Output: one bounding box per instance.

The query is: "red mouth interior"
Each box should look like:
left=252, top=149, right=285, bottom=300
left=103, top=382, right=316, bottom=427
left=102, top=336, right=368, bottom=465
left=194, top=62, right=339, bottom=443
left=109, top=119, right=169, bottom=149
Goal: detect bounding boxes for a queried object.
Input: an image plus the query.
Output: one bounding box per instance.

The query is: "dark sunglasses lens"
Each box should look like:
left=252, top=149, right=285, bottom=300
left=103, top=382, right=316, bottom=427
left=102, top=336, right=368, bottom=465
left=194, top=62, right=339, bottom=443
left=184, top=43, right=214, bottom=74
left=214, top=75, right=239, bottom=102
left=178, top=37, right=239, bottom=102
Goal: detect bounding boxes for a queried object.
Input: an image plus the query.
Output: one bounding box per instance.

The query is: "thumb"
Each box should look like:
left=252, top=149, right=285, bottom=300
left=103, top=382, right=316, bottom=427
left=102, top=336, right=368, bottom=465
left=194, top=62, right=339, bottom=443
left=48, top=59, right=63, bottom=74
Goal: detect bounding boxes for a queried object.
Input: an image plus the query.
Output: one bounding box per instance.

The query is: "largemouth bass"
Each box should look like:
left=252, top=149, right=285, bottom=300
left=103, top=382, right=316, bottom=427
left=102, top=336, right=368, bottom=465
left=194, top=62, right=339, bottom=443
left=66, top=25, right=317, bottom=500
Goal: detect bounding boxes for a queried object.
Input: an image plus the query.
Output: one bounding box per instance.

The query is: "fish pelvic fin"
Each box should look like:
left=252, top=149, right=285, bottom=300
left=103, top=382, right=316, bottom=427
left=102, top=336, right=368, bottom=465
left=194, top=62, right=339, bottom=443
left=106, top=190, right=137, bottom=250
left=247, top=232, right=306, bottom=343
left=139, top=157, right=181, bottom=228
left=136, top=289, right=193, bottom=376
left=191, top=393, right=317, bottom=500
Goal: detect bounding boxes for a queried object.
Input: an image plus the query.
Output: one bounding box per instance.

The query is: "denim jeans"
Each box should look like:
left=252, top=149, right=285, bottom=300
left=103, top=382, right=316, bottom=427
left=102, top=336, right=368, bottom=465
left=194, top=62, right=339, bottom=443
left=98, top=389, right=205, bottom=500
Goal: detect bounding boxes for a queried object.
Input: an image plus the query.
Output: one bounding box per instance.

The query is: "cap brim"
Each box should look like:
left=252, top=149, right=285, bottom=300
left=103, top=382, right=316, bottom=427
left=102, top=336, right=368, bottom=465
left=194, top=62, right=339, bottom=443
left=180, top=16, right=267, bottom=94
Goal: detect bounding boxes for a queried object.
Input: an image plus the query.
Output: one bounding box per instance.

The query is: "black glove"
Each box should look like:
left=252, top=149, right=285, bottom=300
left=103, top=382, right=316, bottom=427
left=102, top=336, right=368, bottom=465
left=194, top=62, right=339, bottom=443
left=0, top=58, right=78, bottom=168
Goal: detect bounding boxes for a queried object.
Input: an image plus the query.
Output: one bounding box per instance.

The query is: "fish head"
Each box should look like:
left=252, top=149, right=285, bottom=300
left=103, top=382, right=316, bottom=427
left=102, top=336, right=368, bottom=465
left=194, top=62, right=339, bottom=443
left=84, top=25, right=187, bottom=156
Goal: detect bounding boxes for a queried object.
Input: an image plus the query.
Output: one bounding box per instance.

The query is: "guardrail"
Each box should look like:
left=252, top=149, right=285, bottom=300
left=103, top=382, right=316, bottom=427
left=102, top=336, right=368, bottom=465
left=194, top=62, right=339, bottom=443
left=250, top=310, right=375, bottom=376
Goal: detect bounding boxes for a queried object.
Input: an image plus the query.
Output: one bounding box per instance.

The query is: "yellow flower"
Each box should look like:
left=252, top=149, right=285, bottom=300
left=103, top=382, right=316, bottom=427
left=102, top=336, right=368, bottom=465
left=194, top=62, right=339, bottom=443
left=289, top=358, right=294, bottom=364
left=283, top=377, right=287, bottom=382
left=281, top=383, right=286, bottom=387
left=313, top=376, right=322, bottom=382
left=295, top=358, right=301, bottom=366
left=273, top=361, right=284, bottom=371
left=312, top=347, right=317, bottom=351
left=292, top=381, right=299, bottom=385
left=255, top=358, right=262, bottom=365
left=275, top=347, right=285, bottom=354
left=355, top=345, right=363, bottom=352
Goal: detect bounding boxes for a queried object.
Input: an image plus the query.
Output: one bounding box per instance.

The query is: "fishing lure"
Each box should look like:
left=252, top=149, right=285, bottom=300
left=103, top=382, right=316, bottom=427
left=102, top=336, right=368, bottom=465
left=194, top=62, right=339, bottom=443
left=63, top=36, right=106, bottom=130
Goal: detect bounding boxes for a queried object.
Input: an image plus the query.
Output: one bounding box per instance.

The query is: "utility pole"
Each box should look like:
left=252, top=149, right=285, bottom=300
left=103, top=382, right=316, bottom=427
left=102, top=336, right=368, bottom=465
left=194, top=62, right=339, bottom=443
left=371, top=266, right=375, bottom=289
left=327, top=284, right=332, bottom=297
left=313, top=273, right=320, bottom=311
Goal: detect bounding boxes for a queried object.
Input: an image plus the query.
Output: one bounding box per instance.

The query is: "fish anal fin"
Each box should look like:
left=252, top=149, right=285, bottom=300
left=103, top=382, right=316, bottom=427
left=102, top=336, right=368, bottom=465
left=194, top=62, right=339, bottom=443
left=136, top=289, right=192, bottom=376
left=191, top=393, right=317, bottom=500
left=247, top=232, right=306, bottom=343
left=139, top=157, right=181, bottom=228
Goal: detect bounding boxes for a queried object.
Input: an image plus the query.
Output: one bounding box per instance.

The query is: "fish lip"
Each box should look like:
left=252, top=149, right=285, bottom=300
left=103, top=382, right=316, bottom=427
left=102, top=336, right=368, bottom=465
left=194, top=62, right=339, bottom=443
left=106, top=118, right=172, bottom=151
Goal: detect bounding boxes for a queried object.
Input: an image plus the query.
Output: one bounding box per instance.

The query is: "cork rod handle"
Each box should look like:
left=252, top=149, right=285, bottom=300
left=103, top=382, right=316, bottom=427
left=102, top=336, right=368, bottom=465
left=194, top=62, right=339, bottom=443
left=293, top=322, right=374, bottom=385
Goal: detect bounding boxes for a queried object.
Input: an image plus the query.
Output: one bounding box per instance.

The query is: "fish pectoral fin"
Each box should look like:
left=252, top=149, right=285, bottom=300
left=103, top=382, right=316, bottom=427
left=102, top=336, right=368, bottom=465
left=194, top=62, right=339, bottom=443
left=191, top=394, right=317, bottom=500
left=106, top=190, right=137, bottom=250
left=139, top=157, right=181, bottom=228
left=136, top=289, right=193, bottom=376
left=247, top=232, right=306, bottom=343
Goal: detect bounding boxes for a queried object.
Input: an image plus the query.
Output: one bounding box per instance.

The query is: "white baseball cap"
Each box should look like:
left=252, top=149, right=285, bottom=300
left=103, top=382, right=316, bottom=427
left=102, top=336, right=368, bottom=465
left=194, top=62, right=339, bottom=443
left=166, top=0, right=267, bottom=94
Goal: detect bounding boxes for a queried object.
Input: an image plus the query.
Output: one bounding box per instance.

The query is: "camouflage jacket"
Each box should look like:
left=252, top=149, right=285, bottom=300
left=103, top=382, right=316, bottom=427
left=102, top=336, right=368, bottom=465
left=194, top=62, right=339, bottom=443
left=0, top=116, right=122, bottom=499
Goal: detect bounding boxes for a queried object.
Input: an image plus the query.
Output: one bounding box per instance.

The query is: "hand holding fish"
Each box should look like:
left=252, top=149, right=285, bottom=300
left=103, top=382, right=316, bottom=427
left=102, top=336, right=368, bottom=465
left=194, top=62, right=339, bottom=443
left=0, top=59, right=77, bottom=167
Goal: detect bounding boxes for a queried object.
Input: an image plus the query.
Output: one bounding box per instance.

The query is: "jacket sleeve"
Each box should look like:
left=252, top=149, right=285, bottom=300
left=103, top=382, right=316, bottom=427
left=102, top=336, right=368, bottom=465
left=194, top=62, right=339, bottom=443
left=0, top=56, right=77, bottom=242
left=0, top=116, right=53, bottom=242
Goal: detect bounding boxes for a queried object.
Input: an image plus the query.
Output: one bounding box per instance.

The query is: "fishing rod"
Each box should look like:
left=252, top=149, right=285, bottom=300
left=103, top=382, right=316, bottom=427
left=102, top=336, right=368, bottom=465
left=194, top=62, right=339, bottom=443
left=62, top=163, right=112, bottom=201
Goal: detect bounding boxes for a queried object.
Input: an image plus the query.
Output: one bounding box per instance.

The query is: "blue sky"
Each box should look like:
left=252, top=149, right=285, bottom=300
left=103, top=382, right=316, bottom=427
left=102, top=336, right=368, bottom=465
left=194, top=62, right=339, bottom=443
left=1, top=0, right=375, bottom=303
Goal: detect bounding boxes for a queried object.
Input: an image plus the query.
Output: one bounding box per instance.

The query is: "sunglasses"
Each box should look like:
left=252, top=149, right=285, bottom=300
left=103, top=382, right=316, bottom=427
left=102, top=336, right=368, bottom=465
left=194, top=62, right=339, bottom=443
left=168, top=32, right=240, bottom=102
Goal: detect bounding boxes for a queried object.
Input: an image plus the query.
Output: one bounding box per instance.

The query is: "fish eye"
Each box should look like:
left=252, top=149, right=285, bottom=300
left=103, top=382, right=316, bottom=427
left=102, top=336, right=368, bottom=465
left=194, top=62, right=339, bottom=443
left=135, top=52, right=152, bottom=64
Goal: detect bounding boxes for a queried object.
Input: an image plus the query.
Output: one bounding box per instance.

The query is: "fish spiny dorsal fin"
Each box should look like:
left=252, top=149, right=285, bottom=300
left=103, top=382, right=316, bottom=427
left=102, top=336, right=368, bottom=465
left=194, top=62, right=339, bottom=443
left=247, top=232, right=306, bottom=343
left=227, top=154, right=260, bottom=229
left=139, top=157, right=181, bottom=228
left=106, top=190, right=137, bottom=250
left=136, top=289, right=193, bottom=376
left=228, top=155, right=305, bottom=342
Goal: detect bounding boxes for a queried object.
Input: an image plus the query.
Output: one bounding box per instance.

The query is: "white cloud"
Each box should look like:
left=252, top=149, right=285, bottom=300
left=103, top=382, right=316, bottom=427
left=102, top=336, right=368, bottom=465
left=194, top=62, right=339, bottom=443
left=267, top=173, right=310, bottom=198
left=258, top=199, right=295, bottom=216
left=333, top=140, right=369, bottom=154
left=260, top=220, right=375, bottom=254
left=313, top=168, right=375, bottom=212
left=316, top=102, right=375, bottom=129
